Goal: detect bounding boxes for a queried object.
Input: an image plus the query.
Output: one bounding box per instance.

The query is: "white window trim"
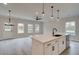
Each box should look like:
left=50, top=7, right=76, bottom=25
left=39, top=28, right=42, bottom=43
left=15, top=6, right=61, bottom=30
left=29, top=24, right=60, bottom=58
left=28, top=24, right=33, bottom=33
left=17, top=23, right=24, bottom=33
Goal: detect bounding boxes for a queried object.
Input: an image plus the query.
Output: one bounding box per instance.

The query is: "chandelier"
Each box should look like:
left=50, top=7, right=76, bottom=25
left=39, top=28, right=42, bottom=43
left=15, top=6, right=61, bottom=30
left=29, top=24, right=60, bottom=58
left=5, top=9, right=14, bottom=26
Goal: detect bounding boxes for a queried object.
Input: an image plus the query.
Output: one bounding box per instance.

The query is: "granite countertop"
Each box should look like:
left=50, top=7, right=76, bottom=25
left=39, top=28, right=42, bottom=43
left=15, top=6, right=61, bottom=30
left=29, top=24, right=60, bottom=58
left=32, top=34, right=64, bottom=43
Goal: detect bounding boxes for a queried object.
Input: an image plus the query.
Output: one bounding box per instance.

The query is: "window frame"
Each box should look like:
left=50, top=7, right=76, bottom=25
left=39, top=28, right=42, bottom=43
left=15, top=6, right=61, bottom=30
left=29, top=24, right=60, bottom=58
left=65, top=21, right=76, bottom=35
left=17, top=23, right=24, bottom=34
left=35, top=24, right=40, bottom=33
left=27, top=24, right=33, bottom=33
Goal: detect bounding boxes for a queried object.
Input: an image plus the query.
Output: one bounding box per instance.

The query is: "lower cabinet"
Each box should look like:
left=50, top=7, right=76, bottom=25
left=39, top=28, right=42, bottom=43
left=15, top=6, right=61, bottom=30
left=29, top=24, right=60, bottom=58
left=58, top=36, right=66, bottom=54
left=44, top=44, right=53, bottom=55
left=44, top=41, right=58, bottom=55
left=32, top=36, right=66, bottom=55
left=52, top=42, right=59, bottom=55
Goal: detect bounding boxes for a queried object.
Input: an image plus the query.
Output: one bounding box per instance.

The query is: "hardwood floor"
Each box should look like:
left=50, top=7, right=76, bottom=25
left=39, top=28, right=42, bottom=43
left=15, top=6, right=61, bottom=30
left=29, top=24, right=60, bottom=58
left=62, top=41, right=79, bottom=55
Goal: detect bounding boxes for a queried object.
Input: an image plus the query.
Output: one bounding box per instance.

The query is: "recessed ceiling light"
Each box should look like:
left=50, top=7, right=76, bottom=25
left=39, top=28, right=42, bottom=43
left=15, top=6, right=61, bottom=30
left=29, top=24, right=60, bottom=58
left=3, top=3, right=8, bottom=5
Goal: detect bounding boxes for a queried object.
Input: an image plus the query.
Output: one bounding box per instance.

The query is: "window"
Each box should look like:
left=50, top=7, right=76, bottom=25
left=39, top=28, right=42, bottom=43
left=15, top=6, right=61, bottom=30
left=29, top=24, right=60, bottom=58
left=18, top=23, right=24, bottom=33
left=28, top=24, right=33, bottom=33
left=35, top=24, right=40, bottom=33
left=65, top=21, right=76, bottom=35
left=4, top=23, right=12, bottom=31
left=4, top=26, right=12, bottom=31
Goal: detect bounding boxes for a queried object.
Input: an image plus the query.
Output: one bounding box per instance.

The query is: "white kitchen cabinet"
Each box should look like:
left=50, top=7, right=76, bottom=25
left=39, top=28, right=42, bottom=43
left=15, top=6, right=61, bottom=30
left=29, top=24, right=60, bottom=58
left=44, top=43, right=52, bottom=55
left=32, top=39, right=44, bottom=55
left=58, top=36, right=66, bottom=54
left=52, top=42, right=59, bottom=55
left=44, top=40, right=58, bottom=55
left=32, top=35, right=66, bottom=55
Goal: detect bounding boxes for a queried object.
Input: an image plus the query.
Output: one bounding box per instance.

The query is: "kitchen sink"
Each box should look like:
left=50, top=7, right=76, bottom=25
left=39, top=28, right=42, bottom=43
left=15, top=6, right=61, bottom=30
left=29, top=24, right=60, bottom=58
left=54, top=34, right=62, bottom=37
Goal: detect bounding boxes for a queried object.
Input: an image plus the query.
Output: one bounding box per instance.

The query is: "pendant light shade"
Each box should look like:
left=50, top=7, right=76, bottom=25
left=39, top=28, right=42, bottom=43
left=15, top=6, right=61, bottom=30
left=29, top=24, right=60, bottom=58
left=42, top=3, right=45, bottom=16
left=34, top=3, right=61, bottom=21
left=57, top=9, right=60, bottom=21
left=50, top=5, right=54, bottom=19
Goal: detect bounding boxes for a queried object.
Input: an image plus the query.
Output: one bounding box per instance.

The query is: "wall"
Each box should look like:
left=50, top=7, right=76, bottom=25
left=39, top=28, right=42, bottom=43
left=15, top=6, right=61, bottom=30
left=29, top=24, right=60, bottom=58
left=43, top=16, right=79, bottom=41
left=43, top=19, right=65, bottom=34
left=0, top=16, right=43, bottom=39
left=1, top=15, right=79, bottom=41
left=62, top=16, right=79, bottom=41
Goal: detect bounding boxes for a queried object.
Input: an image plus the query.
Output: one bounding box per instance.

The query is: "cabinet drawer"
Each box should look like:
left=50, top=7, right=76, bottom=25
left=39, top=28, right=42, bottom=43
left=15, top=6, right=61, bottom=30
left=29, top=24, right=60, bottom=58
left=44, top=40, right=58, bottom=55
left=44, top=40, right=57, bottom=47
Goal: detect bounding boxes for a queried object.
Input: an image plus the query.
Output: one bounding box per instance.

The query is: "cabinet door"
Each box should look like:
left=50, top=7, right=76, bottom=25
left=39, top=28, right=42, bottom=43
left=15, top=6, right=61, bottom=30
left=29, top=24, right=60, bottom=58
left=45, top=43, right=53, bottom=55
left=44, top=41, right=58, bottom=55
left=58, top=36, right=66, bottom=54
left=52, top=43, right=58, bottom=55
left=32, top=39, right=43, bottom=55
left=62, top=37, right=66, bottom=51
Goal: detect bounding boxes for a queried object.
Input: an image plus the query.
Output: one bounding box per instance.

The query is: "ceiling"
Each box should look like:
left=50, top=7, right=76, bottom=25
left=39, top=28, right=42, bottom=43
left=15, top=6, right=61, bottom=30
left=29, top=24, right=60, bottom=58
left=0, top=3, right=79, bottom=20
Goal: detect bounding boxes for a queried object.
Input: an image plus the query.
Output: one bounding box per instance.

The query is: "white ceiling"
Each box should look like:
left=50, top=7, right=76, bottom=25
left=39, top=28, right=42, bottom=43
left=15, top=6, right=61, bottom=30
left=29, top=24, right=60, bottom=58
left=0, top=3, right=79, bottom=20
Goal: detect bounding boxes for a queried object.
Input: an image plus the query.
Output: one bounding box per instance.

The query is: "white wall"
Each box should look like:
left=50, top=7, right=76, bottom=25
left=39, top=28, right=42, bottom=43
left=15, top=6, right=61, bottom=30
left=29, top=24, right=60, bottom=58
left=43, top=16, right=79, bottom=41
left=1, top=15, right=79, bottom=41
left=0, top=16, right=43, bottom=39
left=63, top=16, right=79, bottom=41
left=43, top=19, right=65, bottom=34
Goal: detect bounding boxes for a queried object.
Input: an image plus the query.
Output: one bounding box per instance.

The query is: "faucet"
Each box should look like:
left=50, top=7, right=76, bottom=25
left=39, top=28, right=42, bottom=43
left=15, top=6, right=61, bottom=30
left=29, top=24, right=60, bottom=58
left=52, top=28, right=57, bottom=36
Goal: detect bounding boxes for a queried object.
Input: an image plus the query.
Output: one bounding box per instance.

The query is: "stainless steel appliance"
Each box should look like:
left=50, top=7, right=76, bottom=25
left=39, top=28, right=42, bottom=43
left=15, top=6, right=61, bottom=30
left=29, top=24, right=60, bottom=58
left=66, top=35, right=70, bottom=48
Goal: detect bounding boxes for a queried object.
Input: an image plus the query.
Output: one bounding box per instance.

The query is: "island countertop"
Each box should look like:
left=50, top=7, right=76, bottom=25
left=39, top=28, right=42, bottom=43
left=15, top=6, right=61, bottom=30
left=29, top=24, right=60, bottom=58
left=32, top=34, right=65, bottom=43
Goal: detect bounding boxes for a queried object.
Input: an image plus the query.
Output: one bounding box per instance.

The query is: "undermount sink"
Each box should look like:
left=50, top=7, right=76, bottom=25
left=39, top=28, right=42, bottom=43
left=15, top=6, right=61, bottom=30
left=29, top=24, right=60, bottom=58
left=54, top=34, right=62, bottom=37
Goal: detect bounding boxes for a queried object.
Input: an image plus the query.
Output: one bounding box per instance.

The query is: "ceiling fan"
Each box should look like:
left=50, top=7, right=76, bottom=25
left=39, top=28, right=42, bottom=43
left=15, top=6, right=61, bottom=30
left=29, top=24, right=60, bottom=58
left=34, top=12, right=42, bottom=20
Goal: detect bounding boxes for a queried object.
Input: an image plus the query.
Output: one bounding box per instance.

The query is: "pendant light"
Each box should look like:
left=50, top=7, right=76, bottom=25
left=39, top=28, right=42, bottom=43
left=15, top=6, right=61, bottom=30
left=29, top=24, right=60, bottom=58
left=57, top=9, right=60, bottom=21
left=42, top=3, right=45, bottom=16
left=50, top=5, right=54, bottom=19
left=5, top=9, right=14, bottom=26
left=34, top=3, right=61, bottom=21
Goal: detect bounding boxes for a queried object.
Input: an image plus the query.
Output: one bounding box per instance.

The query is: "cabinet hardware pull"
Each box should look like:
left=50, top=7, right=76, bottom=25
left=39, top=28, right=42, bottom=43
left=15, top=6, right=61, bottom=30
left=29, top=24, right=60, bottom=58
left=62, top=41, right=64, bottom=44
left=47, top=43, right=51, bottom=46
left=52, top=46, right=54, bottom=51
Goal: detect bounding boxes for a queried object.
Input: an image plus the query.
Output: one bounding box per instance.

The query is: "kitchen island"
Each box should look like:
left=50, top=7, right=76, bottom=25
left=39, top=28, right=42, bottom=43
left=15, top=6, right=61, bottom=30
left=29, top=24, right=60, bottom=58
left=32, top=34, right=67, bottom=55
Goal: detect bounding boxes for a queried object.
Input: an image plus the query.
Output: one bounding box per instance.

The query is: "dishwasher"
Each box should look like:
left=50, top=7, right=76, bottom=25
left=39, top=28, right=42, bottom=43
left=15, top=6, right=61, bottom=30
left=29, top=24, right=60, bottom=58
left=66, top=35, right=70, bottom=48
